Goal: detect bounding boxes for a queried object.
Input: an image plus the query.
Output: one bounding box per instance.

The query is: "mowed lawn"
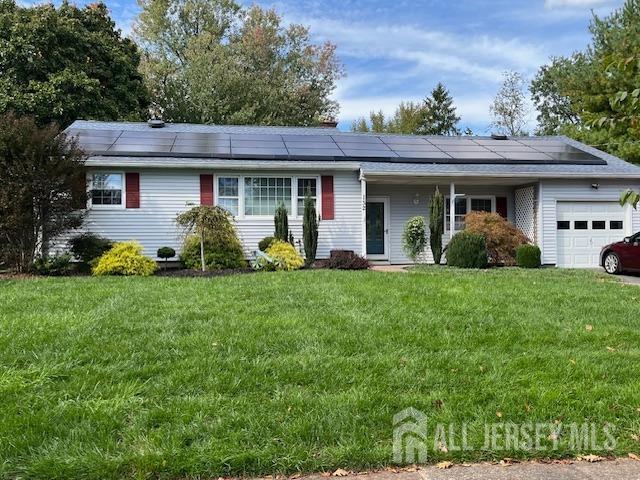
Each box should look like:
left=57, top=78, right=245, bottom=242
left=1, top=269, right=640, bottom=479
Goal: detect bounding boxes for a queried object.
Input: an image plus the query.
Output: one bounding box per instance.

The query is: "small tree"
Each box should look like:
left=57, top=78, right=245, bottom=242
left=176, top=205, right=239, bottom=272
left=157, top=247, right=176, bottom=269
left=490, top=71, right=529, bottom=136
left=302, top=192, right=319, bottom=266
left=0, top=112, right=86, bottom=271
left=429, top=187, right=444, bottom=265
left=274, top=202, right=289, bottom=242
left=402, top=216, right=427, bottom=263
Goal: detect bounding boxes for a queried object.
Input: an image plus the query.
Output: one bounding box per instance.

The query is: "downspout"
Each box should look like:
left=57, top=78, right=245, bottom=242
left=360, top=170, right=367, bottom=257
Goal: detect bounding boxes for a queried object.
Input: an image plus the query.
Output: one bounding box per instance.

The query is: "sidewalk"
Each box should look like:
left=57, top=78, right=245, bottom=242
left=302, top=458, right=640, bottom=480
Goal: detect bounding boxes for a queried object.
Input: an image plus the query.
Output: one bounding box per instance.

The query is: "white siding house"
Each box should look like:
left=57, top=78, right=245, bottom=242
left=65, top=121, right=640, bottom=269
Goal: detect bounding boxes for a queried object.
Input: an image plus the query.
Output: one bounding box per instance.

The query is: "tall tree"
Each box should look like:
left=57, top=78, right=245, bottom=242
left=531, top=0, right=640, bottom=163
left=350, top=103, right=426, bottom=134
left=418, top=83, right=460, bottom=135
left=490, top=71, right=529, bottom=136
left=135, top=0, right=343, bottom=125
left=0, top=1, right=149, bottom=127
left=530, top=57, right=583, bottom=135
left=0, top=113, right=86, bottom=271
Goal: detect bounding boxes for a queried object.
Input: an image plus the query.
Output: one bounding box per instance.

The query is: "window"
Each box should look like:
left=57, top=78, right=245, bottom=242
left=557, top=221, right=570, bottom=230
left=244, top=177, right=291, bottom=216
left=445, top=197, right=468, bottom=231
left=610, top=220, right=624, bottom=230
left=297, top=178, right=317, bottom=213
left=91, top=173, right=122, bottom=206
left=592, top=221, right=606, bottom=230
left=574, top=221, right=588, bottom=230
left=218, top=177, right=239, bottom=216
left=470, top=198, right=492, bottom=213
left=445, top=196, right=494, bottom=231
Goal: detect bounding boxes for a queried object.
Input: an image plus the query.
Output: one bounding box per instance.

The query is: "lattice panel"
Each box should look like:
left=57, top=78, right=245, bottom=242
left=515, top=186, right=536, bottom=242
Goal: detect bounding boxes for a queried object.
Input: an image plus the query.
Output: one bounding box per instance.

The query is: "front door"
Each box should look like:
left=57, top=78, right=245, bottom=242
left=366, top=197, right=389, bottom=260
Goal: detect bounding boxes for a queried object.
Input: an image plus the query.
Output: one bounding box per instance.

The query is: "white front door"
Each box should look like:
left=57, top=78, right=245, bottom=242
left=366, top=196, right=390, bottom=260
left=556, top=201, right=626, bottom=268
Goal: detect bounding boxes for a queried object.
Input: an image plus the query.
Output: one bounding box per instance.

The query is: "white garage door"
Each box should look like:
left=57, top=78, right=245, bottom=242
left=556, top=201, right=625, bottom=268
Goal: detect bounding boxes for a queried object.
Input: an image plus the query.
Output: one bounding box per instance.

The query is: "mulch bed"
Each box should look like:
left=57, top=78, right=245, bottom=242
left=154, top=268, right=255, bottom=278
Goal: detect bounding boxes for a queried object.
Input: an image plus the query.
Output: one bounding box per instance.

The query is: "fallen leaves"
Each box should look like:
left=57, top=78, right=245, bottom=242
left=496, top=411, right=503, bottom=418
left=606, top=346, right=616, bottom=352
left=629, top=453, right=640, bottom=461
left=632, top=433, right=640, bottom=442
left=578, top=454, right=605, bottom=463
left=332, top=469, right=349, bottom=477
left=585, top=324, right=594, bottom=331
left=436, top=461, right=453, bottom=470
left=437, top=442, right=448, bottom=453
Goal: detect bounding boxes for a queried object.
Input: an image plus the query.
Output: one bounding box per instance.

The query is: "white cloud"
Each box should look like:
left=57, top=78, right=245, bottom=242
left=544, top=0, right=611, bottom=8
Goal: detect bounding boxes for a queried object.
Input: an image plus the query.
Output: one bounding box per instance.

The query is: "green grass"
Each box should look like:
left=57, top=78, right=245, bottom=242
left=1, top=269, right=640, bottom=479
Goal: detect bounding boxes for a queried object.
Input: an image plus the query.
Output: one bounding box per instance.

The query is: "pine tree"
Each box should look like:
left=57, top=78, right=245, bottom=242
left=418, top=83, right=461, bottom=135
left=302, top=193, right=319, bottom=266
left=429, top=187, right=444, bottom=265
left=274, top=203, right=289, bottom=241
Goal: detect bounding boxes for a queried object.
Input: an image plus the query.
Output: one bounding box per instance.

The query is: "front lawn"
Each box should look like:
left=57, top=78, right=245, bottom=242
left=1, top=269, right=639, bottom=479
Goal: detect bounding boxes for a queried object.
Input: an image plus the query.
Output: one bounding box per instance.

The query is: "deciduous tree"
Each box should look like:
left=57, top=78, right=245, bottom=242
left=490, top=71, right=529, bottom=136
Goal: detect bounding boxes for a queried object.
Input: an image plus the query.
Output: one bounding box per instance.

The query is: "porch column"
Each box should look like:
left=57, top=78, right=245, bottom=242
left=361, top=176, right=367, bottom=257
left=449, top=182, right=456, bottom=239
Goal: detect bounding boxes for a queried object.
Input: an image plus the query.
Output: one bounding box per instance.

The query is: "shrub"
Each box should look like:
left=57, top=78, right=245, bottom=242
left=31, top=253, right=73, bottom=276
left=516, top=244, right=541, bottom=268
left=265, top=240, right=304, bottom=271
left=69, top=233, right=113, bottom=271
left=429, top=187, right=444, bottom=264
left=157, top=247, right=176, bottom=261
left=176, top=205, right=245, bottom=271
left=93, top=242, right=157, bottom=276
left=258, top=236, right=276, bottom=252
left=303, top=193, right=319, bottom=266
left=274, top=202, right=289, bottom=242
left=446, top=231, right=488, bottom=269
left=181, top=235, right=246, bottom=270
left=402, top=216, right=427, bottom=263
left=324, top=250, right=370, bottom=270
left=464, top=211, right=529, bottom=265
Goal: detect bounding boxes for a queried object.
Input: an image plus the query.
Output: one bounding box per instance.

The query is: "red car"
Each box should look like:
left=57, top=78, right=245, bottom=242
left=600, top=233, right=640, bottom=274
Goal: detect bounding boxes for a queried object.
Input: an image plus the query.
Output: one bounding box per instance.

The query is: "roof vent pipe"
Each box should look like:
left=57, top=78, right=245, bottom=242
left=320, top=119, right=338, bottom=128
left=148, top=119, right=165, bottom=128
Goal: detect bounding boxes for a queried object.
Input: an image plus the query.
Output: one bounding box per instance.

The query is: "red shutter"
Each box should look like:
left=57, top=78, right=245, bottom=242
left=200, top=174, right=214, bottom=206
left=496, top=197, right=507, bottom=218
left=125, top=172, right=140, bottom=208
left=321, top=175, right=334, bottom=220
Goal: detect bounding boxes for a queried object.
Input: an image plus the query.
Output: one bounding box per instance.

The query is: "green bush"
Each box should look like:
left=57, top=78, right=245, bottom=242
left=180, top=235, right=246, bottom=270
left=258, top=236, right=276, bottom=252
left=324, top=250, right=370, bottom=270
left=402, top=216, right=427, bottom=263
left=31, top=253, right=73, bottom=276
left=93, top=242, right=157, bottom=276
left=446, top=231, right=488, bottom=268
left=68, top=233, right=113, bottom=271
left=265, top=240, right=304, bottom=271
left=157, top=247, right=176, bottom=260
left=516, top=244, right=541, bottom=268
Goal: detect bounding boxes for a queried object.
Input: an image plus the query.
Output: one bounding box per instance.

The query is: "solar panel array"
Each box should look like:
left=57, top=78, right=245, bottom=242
left=68, top=128, right=606, bottom=165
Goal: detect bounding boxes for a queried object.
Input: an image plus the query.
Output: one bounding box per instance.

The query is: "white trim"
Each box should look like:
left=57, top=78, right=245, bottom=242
left=361, top=178, right=367, bottom=257
left=212, top=174, right=321, bottom=220
left=88, top=171, right=125, bottom=210
left=366, top=196, right=390, bottom=261
left=444, top=195, right=496, bottom=231
left=362, top=172, right=640, bottom=180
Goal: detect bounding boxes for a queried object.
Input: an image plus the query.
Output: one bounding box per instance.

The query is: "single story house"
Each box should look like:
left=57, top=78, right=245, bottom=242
left=65, top=119, right=640, bottom=268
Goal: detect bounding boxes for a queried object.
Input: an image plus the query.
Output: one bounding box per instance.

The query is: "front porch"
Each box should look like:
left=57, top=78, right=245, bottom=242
left=361, top=175, right=538, bottom=264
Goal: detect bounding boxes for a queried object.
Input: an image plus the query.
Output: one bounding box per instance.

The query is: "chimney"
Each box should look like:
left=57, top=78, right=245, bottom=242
left=320, top=119, right=338, bottom=128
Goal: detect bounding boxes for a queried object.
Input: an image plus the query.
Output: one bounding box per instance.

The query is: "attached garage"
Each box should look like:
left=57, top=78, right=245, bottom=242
left=556, top=201, right=626, bottom=268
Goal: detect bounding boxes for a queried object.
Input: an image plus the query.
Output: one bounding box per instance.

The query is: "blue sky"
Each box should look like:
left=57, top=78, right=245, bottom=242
left=25, top=0, right=623, bottom=131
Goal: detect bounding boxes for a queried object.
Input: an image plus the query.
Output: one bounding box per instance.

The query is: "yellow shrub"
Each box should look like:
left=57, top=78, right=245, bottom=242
left=92, top=241, right=157, bottom=276
left=265, top=240, right=304, bottom=271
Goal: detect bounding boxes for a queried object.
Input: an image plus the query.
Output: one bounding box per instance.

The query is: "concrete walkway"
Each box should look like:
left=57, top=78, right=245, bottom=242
left=370, top=265, right=411, bottom=273
left=302, top=458, right=640, bottom=480
left=619, top=274, right=640, bottom=286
